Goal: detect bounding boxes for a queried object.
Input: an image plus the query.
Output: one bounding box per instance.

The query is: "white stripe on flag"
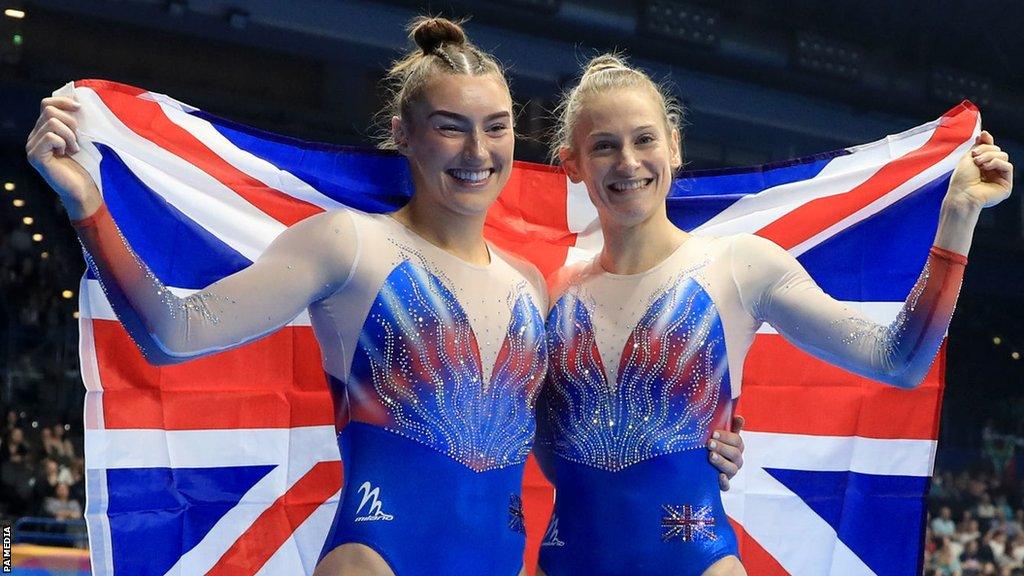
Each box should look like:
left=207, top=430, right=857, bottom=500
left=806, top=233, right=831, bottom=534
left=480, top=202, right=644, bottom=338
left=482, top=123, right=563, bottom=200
left=789, top=117, right=980, bottom=257
left=157, top=99, right=350, bottom=213
left=70, top=85, right=285, bottom=261
left=693, top=119, right=940, bottom=237
left=723, top=432, right=935, bottom=575
left=84, top=425, right=340, bottom=470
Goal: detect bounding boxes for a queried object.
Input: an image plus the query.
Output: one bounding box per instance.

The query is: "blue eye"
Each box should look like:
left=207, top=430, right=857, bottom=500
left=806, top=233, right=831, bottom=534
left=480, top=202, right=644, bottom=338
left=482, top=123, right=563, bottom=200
left=637, top=134, right=656, bottom=145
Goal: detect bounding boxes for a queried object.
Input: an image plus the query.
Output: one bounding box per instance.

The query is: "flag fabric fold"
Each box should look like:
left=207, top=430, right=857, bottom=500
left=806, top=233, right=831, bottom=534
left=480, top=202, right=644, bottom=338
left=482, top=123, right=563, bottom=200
left=65, top=78, right=977, bottom=575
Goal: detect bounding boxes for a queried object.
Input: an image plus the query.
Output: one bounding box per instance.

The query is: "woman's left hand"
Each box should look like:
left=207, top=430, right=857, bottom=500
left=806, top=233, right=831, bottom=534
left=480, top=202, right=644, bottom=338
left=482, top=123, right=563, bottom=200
left=948, top=130, right=1013, bottom=209
left=709, top=415, right=745, bottom=491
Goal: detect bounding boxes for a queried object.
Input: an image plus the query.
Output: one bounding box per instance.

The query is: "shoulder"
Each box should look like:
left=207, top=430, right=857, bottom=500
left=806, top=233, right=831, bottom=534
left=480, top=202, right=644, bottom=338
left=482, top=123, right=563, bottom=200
left=490, top=244, right=546, bottom=294
left=546, top=260, right=593, bottom=303
left=714, top=233, right=798, bottom=274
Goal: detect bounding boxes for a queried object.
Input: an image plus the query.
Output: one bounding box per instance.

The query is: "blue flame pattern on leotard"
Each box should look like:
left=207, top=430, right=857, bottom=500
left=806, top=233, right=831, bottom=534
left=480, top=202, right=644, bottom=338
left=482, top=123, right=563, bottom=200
left=346, top=260, right=546, bottom=472
left=539, top=276, right=732, bottom=471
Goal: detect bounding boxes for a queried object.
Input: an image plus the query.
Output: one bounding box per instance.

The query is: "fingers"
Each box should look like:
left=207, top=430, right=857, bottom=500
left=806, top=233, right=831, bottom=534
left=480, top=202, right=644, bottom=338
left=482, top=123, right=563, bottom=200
left=27, top=101, right=82, bottom=161
left=973, top=150, right=1009, bottom=164
left=26, top=132, right=69, bottom=165
left=976, top=130, right=994, bottom=146
left=39, top=96, right=80, bottom=114
left=40, top=117, right=79, bottom=154
left=33, top=105, right=79, bottom=134
left=709, top=437, right=744, bottom=467
left=709, top=447, right=740, bottom=479
left=718, top=473, right=731, bottom=492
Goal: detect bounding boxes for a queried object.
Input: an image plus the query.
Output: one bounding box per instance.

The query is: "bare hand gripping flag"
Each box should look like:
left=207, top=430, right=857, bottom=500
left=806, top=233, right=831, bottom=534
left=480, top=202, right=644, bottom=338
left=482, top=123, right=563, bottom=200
left=64, top=79, right=978, bottom=575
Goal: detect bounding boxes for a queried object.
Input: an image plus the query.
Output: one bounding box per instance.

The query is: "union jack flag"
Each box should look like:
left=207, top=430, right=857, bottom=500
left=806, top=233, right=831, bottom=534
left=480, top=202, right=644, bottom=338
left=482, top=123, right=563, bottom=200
left=63, top=78, right=976, bottom=575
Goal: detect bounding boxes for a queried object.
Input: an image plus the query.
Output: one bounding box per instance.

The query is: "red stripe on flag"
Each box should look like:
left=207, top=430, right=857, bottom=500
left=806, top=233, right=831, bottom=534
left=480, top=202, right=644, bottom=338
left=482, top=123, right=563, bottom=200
left=738, top=334, right=944, bottom=440
left=76, top=79, right=323, bottom=227
left=522, top=455, right=555, bottom=571
left=91, top=320, right=335, bottom=429
left=756, top=102, right=978, bottom=250
left=486, top=161, right=576, bottom=278
left=208, top=460, right=343, bottom=576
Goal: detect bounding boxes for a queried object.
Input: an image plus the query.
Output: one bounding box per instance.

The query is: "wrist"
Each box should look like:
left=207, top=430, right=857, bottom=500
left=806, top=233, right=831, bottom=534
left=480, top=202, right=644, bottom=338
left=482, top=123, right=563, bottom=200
left=63, top=184, right=103, bottom=222
left=933, top=195, right=982, bottom=256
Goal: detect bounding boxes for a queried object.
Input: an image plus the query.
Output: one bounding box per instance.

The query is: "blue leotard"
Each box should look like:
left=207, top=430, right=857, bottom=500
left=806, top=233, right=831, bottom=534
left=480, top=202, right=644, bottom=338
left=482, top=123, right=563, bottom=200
left=73, top=205, right=549, bottom=575
left=535, top=234, right=966, bottom=575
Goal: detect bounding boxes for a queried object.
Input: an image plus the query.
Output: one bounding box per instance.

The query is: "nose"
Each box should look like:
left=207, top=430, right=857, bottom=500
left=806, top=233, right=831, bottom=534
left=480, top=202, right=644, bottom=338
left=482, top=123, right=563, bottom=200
left=617, top=146, right=641, bottom=174
left=462, top=130, right=487, bottom=165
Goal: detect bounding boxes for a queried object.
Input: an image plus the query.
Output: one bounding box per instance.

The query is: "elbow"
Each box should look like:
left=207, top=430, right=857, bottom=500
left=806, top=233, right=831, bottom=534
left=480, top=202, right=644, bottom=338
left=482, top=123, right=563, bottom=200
left=137, top=343, right=187, bottom=367
left=882, top=361, right=928, bottom=390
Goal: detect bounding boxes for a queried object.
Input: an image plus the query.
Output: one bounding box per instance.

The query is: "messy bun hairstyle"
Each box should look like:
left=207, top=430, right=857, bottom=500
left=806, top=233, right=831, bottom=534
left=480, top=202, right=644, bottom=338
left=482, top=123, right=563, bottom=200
left=551, top=53, right=684, bottom=167
left=379, top=17, right=508, bottom=149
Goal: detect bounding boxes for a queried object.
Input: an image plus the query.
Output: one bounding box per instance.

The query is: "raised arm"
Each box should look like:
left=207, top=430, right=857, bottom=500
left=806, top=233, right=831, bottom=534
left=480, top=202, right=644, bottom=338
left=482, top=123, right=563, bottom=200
left=734, top=132, right=1012, bottom=389
left=27, top=95, right=359, bottom=365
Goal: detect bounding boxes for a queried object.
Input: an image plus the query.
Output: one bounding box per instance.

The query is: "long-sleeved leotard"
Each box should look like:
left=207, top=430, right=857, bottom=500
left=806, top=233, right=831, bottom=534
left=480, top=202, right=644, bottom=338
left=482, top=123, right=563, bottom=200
left=74, top=204, right=548, bottom=576
left=534, top=233, right=966, bottom=576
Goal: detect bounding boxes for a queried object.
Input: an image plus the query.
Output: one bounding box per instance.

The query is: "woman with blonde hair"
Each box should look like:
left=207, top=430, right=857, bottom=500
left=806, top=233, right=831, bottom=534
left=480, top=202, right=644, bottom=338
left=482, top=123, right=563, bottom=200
left=535, top=53, right=1012, bottom=575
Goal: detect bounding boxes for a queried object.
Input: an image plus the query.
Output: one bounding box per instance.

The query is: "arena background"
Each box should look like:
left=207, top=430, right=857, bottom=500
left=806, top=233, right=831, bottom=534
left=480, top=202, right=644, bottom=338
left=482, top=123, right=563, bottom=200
left=1, top=1, right=1022, bottom=574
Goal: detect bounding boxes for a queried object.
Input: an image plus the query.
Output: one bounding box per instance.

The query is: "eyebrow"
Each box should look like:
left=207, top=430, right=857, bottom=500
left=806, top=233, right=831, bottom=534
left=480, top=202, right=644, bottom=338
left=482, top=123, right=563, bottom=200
left=587, top=125, right=658, bottom=140
left=428, top=110, right=512, bottom=122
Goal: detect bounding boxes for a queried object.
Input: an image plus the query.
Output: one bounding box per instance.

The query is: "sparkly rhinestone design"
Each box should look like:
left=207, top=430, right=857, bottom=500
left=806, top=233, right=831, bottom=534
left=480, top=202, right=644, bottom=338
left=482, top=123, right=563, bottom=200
left=348, top=260, right=546, bottom=472
left=539, top=276, right=732, bottom=471
left=508, top=494, right=526, bottom=534
left=661, top=504, right=717, bottom=542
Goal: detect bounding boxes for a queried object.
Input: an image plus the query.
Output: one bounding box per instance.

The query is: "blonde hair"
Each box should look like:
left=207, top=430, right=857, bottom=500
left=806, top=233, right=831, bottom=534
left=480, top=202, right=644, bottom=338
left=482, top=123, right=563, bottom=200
left=551, top=54, right=684, bottom=166
left=379, top=17, right=508, bottom=149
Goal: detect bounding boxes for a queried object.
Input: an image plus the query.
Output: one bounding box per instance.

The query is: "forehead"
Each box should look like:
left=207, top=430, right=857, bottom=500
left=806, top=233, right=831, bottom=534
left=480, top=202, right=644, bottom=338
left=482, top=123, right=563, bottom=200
left=415, top=74, right=512, bottom=116
left=576, top=87, right=664, bottom=136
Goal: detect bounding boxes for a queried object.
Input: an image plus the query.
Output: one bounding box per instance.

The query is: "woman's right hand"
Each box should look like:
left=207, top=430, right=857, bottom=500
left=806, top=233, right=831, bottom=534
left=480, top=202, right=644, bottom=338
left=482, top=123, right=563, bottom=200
left=25, top=96, right=102, bottom=220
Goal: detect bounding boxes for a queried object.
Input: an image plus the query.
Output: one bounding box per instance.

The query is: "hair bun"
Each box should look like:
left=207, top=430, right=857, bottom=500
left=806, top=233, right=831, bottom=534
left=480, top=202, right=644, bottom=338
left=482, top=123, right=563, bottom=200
left=581, top=54, right=630, bottom=80
left=410, top=17, right=467, bottom=54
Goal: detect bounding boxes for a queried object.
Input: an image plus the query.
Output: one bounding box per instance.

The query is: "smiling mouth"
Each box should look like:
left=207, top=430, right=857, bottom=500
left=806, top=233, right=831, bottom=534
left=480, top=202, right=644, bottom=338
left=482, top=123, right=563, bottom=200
left=608, top=178, right=654, bottom=192
left=447, top=168, right=496, bottom=186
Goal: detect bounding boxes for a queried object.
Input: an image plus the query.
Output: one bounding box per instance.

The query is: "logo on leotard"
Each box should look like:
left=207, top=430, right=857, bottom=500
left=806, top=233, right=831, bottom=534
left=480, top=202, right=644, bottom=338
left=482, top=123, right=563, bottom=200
left=508, top=494, right=526, bottom=534
left=541, top=514, right=565, bottom=547
left=354, top=481, right=394, bottom=522
left=661, top=504, right=717, bottom=542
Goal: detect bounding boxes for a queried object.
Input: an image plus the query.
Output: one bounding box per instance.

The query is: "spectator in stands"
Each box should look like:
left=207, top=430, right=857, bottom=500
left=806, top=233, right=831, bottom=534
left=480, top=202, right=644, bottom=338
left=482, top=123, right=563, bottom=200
left=42, top=482, right=81, bottom=521
left=1010, top=533, right=1024, bottom=567
left=935, top=506, right=959, bottom=537
left=49, top=423, right=75, bottom=461
left=978, top=494, right=998, bottom=530
left=930, top=535, right=963, bottom=575
left=3, top=409, right=19, bottom=434
left=961, top=539, right=984, bottom=573
left=2, top=426, right=29, bottom=463
left=1009, top=510, right=1024, bottom=539
left=0, top=431, right=35, bottom=516
left=958, top=518, right=983, bottom=546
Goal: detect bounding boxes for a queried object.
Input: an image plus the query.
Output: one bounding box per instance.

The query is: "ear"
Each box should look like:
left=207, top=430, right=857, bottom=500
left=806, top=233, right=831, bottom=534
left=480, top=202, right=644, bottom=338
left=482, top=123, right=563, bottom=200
left=391, top=115, right=410, bottom=155
left=559, top=147, right=582, bottom=183
left=669, top=128, right=683, bottom=170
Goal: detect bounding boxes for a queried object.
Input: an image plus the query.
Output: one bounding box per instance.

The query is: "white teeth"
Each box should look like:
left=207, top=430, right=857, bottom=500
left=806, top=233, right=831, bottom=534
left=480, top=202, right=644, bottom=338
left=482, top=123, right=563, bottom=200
left=609, top=178, right=652, bottom=191
left=449, top=169, right=492, bottom=182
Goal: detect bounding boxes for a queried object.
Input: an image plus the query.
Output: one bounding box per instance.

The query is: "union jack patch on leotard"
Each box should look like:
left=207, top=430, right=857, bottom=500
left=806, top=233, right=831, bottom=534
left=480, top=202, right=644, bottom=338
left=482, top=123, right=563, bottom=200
left=661, top=504, right=717, bottom=542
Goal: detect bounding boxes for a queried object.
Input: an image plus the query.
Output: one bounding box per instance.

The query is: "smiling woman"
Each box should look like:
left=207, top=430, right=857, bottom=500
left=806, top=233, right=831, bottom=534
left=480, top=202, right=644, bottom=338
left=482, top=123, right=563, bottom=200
left=533, top=53, right=1012, bottom=576
left=26, top=15, right=549, bottom=576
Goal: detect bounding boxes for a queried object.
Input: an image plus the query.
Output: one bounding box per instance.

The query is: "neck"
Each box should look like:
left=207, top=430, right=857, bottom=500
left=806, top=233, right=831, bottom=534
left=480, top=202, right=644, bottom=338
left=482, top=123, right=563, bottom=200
left=392, top=194, right=490, bottom=265
left=598, top=210, right=689, bottom=275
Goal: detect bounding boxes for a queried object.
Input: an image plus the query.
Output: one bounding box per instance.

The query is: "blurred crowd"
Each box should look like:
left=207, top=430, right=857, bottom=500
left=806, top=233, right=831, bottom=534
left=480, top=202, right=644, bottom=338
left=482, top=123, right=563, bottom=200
left=925, top=424, right=1024, bottom=575
left=0, top=407, right=85, bottom=526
